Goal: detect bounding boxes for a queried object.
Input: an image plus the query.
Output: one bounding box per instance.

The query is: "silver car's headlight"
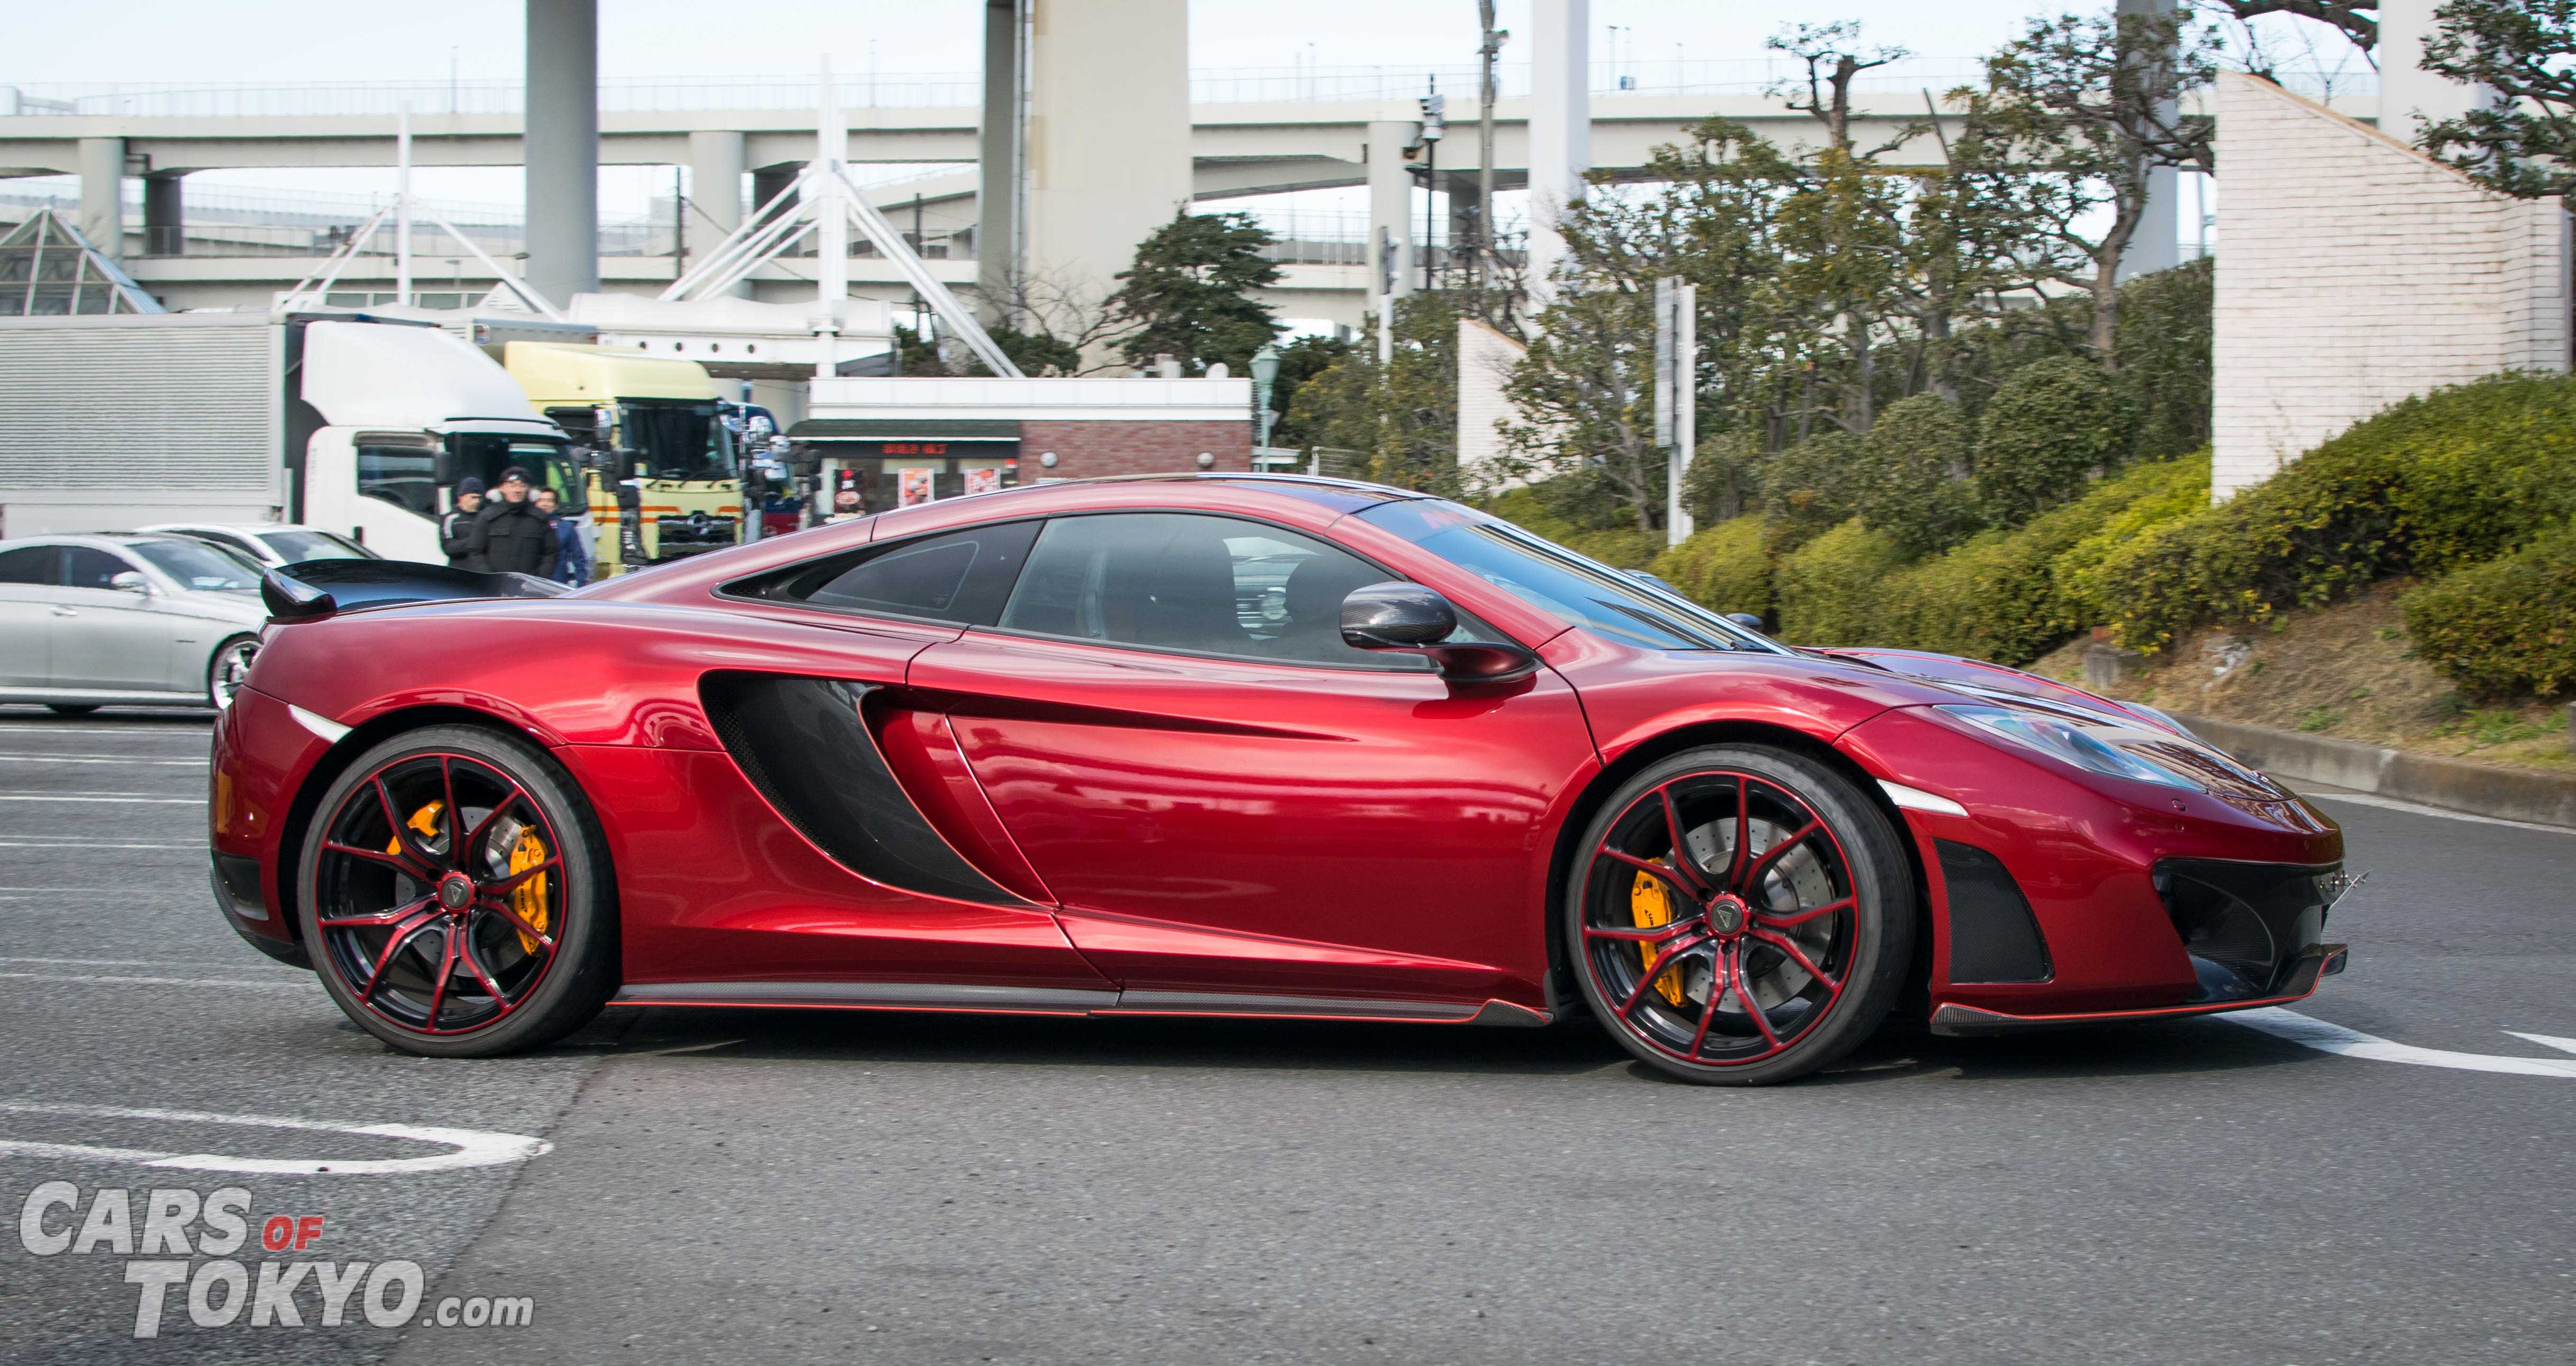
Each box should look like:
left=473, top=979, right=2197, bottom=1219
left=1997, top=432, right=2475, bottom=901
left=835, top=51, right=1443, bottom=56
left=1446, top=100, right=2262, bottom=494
left=1936, top=704, right=2199, bottom=790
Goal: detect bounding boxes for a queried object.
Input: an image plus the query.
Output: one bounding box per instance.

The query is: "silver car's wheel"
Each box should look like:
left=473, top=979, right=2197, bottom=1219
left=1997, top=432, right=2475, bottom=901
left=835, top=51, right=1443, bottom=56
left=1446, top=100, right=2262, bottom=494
left=207, top=636, right=258, bottom=710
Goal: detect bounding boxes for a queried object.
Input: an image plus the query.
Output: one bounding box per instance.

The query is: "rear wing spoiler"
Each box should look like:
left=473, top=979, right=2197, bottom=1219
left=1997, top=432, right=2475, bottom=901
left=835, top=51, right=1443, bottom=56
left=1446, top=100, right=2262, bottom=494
left=260, top=559, right=570, bottom=623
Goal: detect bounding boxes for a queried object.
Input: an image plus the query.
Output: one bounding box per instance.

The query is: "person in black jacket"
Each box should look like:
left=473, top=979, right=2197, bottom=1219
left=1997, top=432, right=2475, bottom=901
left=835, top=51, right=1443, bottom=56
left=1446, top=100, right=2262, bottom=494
left=440, top=477, right=486, bottom=569
left=471, top=467, right=560, bottom=578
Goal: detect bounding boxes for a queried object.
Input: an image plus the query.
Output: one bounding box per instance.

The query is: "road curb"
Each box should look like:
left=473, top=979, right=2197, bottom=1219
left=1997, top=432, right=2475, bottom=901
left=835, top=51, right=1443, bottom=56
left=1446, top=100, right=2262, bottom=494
left=2174, top=711, right=2576, bottom=829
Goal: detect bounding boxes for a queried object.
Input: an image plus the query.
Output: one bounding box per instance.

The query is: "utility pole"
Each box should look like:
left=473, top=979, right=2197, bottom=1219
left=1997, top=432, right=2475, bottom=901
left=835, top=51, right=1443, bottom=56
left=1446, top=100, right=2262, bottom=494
left=1655, top=276, right=1697, bottom=546
left=1476, top=1, right=1505, bottom=295
left=395, top=105, right=412, bottom=306
left=1418, top=84, right=1443, bottom=294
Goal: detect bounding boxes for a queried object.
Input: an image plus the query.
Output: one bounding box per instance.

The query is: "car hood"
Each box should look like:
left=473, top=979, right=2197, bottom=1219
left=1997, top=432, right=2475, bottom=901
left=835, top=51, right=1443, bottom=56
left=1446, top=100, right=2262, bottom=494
left=1797, top=646, right=2180, bottom=734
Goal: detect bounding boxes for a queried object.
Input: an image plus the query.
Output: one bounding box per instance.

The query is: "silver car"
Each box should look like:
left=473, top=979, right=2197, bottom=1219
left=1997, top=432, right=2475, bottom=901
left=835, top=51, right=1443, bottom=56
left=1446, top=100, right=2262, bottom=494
left=136, top=522, right=377, bottom=569
left=0, top=533, right=269, bottom=714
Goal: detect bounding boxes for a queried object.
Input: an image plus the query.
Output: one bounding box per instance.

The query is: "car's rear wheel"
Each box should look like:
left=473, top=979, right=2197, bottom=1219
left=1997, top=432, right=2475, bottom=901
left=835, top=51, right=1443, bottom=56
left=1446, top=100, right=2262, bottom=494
left=1566, top=744, right=1914, bottom=1085
left=296, top=724, right=618, bottom=1057
left=206, top=636, right=258, bottom=710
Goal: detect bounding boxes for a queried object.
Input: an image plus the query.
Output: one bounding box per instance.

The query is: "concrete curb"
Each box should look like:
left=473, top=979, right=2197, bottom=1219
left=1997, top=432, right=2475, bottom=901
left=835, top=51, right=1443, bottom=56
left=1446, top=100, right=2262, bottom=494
left=2174, top=711, right=2576, bottom=829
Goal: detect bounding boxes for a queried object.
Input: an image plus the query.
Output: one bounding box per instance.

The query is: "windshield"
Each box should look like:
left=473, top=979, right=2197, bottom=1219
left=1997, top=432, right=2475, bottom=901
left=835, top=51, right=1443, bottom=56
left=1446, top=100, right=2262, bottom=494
left=447, top=436, right=581, bottom=508
left=127, top=538, right=261, bottom=593
left=1357, top=500, right=1781, bottom=654
left=621, top=400, right=734, bottom=482
left=260, top=529, right=371, bottom=562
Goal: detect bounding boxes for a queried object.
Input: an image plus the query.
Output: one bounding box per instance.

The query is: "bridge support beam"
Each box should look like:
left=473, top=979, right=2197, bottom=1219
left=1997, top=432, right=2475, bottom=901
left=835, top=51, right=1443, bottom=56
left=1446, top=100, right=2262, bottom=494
left=77, top=137, right=124, bottom=260
left=977, top=0, right=1025, bottom=325
left=1026, top=0, right=1190, bottom=367
left=525, top=0, right=600, bottom=305
left=2116, top=0, right=2180, bottom=281
left=687, top=130, right=746, bottom=295
left=2379, top=0, right=2497, bottom=146
left=141, top=172, right=185, bottom=257
left=1526, top=0, right=1589, bottom=306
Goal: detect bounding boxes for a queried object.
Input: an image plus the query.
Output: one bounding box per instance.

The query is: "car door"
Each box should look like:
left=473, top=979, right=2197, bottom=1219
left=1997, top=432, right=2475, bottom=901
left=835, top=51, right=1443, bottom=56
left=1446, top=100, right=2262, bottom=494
left=906, top=510, right=1598, bottom=1007
left=0, top=545, right=59, bottom=688
left=48, top=547, right=181, bottom=693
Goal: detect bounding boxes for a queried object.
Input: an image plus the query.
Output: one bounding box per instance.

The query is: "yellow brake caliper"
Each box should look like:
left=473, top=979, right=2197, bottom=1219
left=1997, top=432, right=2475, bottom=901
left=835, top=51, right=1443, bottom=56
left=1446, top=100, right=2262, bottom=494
left=1630, top=871, right=1687, bottom=1007
left=391, top=801, right=549, bottom=955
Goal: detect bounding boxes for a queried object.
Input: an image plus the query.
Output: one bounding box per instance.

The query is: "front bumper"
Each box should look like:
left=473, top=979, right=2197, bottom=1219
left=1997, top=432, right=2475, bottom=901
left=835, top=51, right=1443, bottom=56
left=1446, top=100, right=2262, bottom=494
left=1929, top=943, right=2348, bottom=1036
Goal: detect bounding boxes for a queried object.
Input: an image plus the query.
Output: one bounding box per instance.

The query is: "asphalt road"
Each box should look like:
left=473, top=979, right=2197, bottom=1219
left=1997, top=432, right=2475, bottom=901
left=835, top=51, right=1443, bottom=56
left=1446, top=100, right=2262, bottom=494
left=1, top=704, right=2570, bottom=1365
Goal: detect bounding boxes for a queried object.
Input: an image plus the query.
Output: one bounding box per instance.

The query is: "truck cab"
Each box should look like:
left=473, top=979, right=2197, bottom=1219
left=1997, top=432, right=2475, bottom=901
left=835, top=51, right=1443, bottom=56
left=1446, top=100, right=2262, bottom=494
left=500, top=342, right=742, bottom=573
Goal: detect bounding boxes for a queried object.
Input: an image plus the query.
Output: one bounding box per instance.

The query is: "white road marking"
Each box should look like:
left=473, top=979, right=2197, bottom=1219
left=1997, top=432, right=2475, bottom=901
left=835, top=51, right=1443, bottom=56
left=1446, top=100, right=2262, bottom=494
left=2226, top=1007, right=2576, bottom=1078
left=0, top=971, right=303, bottom=990
left=0, top=1102, right=552, bottom=1175
left=2299, top=789, right=2576, bottom=836
left=0, top=726, right=208, bottom=737
left=0, top=747, right=203, bottom=757
left=0, top=956, right=299, bottom=974
left=0, top=841, right=205, bottom=851
left=2505, top=1032, right=2576, bottom=1056
left=0, top=793, right=202, bottom=805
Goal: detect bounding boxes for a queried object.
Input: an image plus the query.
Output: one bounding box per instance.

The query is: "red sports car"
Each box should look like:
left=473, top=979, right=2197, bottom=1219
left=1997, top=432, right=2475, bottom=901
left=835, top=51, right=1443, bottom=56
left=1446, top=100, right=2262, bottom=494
left=209, top=475, right=2351, bottom=1084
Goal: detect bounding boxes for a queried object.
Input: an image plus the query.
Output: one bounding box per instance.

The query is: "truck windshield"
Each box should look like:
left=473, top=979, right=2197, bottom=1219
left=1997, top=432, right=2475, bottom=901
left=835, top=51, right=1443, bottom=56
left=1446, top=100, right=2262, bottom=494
left=620, top=400, right=734, bottom=482
left=447, top=436, right=581, bottom=507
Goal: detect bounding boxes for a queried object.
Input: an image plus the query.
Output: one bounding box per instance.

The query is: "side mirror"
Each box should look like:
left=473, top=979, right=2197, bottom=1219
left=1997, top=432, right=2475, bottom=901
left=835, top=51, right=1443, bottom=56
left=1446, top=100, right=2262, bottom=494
left=1341, top=582, right=1539, bottom=685
left=109, top=571, right=151, bottom=594
left=1725, top=612, right=1767, bottom=634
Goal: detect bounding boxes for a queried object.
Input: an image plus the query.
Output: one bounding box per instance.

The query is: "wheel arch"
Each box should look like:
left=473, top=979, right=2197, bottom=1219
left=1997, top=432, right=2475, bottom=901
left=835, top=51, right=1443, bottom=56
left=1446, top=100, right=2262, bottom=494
left=271, top=703, right=563, bottom=950
left=1540, top=718, right=1934, bottom=1015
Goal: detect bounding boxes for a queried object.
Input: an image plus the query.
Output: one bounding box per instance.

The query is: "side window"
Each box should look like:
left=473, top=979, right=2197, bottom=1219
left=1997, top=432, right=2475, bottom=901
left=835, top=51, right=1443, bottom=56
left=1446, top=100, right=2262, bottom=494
left=997, top=512, right=1418, bottom=667
left=357, top=444, right=439, bottom=518
left=63, top=547, right=134, bottom=591
left=0, top=546, right=60, bottom=586
left=754, top=520, right=1041, bottom=625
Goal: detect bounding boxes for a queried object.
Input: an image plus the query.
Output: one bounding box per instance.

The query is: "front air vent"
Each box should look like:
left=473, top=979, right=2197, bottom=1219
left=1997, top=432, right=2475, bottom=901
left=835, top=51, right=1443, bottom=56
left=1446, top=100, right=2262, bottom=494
left=2155, top=859, right=2336, bottom=1002
left=700, top=673, right=1024, bottom=907
left=1936, top=840, right=2054, bottom=984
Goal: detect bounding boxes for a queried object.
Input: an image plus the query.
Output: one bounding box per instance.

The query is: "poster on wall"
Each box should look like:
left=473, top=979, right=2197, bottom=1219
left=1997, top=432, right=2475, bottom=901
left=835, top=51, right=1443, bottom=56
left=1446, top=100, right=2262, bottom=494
left=963, top=467, right=1002, bottom=496
left=831, top=468, right=863, bottom=519
left=898, top=467, right=936, bottom=507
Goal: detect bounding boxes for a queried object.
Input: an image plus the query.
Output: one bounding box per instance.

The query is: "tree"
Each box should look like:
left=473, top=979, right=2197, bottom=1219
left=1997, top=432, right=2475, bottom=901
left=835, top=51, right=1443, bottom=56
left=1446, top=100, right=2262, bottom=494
left=2207, top=1, right=2377, bottom=49
left=1107, top=209, right=1283, bottom=376
left=1854, top=393, right=1983, bottom=555
left=2418, top=1, right=2576, bottom=198
left=1264, top=333, right=1355, bottom=451
left=1974, top=355, right=2133, bottom=524
left=1968, top=9, right=2219, bottom=366
left=1282, top=296, right=1461, bottom=495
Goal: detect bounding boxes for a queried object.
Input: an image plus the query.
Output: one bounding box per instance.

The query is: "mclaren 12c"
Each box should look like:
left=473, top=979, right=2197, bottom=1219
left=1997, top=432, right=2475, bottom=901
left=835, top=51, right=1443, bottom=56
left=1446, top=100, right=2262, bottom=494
left=210, top=475, right=2354, bottom=1084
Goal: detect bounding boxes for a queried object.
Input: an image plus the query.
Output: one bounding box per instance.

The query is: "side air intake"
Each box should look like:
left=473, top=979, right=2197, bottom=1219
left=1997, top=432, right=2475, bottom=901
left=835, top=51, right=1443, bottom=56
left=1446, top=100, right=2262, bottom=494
left=700, top=673, right=1025, bottom=908
left=1936, top=839, right=2054, bottom=984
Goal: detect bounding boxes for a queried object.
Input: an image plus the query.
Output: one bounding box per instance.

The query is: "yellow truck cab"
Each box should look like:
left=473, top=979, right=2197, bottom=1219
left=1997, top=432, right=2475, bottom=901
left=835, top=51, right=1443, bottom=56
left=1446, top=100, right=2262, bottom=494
left=500, top=342, right=741, bottom=573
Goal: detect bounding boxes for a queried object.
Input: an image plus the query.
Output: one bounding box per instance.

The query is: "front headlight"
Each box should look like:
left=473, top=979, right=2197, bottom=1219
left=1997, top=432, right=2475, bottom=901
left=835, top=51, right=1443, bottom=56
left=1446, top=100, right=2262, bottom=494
left=1936, top=704, right=2199, bottom=790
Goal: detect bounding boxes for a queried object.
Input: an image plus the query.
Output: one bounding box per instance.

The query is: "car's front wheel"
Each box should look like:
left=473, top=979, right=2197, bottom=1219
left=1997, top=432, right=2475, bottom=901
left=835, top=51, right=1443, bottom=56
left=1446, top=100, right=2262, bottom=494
left=1566, top=743, right=1915, bottom=1085
left=296, top=723, right=618, bottom=1056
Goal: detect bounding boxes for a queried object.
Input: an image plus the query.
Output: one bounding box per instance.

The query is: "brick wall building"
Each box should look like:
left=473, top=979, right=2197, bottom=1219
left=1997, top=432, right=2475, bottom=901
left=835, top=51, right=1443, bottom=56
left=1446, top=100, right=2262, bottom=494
left=2213, top=73, right=2569, bottom=499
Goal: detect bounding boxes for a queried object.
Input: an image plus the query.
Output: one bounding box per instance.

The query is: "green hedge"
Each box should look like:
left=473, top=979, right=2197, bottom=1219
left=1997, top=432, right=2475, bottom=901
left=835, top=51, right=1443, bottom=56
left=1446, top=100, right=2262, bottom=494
left=2098, top=374, right=2576, bottom=652
left=1649, top=515, right=1772, bottom=622
left=2401, top=520, right=2576, bottom=699
left=1776, top=454, right=2210, bottom=662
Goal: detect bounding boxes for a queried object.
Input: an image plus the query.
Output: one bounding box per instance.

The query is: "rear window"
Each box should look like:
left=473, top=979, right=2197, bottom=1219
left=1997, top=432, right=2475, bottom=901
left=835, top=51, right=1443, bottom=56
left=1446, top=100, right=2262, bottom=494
left=732, top=520, right=1042, bottom=626
left=0, top=545, right=57, bottom=586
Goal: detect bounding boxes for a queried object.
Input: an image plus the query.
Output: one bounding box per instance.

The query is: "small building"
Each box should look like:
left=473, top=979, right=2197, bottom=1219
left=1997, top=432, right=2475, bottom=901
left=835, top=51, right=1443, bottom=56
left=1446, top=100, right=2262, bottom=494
left=793, top=375, right=1255, bottom=514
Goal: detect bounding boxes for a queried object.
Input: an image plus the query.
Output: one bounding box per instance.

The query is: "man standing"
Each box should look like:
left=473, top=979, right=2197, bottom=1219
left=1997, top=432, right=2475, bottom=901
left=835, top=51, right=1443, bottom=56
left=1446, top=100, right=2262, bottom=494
left=533, top=487, right=591, bottom=586
left=472, top=467, right=560, bottom=580
left=441, top=477, right=486, bottom=569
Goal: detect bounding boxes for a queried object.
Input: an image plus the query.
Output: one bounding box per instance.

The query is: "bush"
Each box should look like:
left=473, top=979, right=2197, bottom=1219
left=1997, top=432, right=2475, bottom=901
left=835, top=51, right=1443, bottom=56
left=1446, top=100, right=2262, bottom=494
left=2049, top=453, right=2214, bottom=628
left=1485, top=485, right=1663, bottom=568
left=2402, top=520, right=2576, bottom=699
left=2114, top=258, right=2213, bottom=463
left=1762, top=430, right=1864, bottom=552
left=1649, top=515, right=1771, bottom=622
left=1976, top=356, right=2134, bottom=526
left=1774, top=454, right=2209, bottom=661
left=2098, top=374, right=2576, bottom=653
left=1854, top=394, right=1983, bottom=556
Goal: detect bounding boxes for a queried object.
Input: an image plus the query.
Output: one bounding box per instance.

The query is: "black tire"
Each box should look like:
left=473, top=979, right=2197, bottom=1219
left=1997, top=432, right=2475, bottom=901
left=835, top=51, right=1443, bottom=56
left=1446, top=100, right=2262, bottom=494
left=206, top=635, right=258, bottom=711
left=296, top=723, right=618, bottom=1057
left=45, top=704, right=100, bottom=716
left=1564, top=743, right=1915, bottom=1085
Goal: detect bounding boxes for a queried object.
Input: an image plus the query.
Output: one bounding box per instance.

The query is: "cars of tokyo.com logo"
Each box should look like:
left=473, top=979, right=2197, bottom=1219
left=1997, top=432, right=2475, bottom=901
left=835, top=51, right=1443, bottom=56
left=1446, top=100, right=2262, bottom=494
left=16, top=1181, right=533, bottom=1338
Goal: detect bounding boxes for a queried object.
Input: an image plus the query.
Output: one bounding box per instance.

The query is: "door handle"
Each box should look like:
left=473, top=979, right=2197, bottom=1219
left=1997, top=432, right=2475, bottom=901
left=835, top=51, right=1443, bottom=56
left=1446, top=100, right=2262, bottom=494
left=49, top=606, right=76, bottom=618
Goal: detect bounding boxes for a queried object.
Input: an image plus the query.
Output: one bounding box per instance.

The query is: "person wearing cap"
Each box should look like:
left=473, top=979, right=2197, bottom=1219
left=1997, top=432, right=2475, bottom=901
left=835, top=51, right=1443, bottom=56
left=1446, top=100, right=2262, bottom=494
left=441, top=477, right=487, bottom=569
left=472, top=466, right=560, bottom=579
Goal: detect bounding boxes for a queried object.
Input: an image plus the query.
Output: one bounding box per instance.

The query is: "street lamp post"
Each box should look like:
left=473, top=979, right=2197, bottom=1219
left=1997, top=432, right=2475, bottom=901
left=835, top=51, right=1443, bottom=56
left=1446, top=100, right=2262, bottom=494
left=1250, top=342, right=1282, bottom=462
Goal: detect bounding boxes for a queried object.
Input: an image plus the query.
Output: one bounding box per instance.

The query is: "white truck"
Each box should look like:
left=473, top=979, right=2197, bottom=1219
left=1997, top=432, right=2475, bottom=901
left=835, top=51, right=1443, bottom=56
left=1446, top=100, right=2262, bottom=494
left=0, top=312, right=572, bottom=564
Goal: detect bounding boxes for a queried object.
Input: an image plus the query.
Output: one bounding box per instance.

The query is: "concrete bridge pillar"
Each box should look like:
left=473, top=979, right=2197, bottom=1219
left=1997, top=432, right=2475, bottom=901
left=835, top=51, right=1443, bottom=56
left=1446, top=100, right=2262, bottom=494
left=977, top=0, right=1025, bottom=324
left=76, top=137, right=124, bottom=260
left=2379, top=0, right=2498, bottom=146
left=141, top=172, right=184, bottom=257
left=1525, top=0, right=1588, bottom=306
left=1367, top=120, right=1416, bottom=312
left=1026, top=0, right=1190, bottom=366
left=687, top=130, right=747, bottom=296
left=525, top=0, right=600, bottom=306
left=2116, top=0, right=2179, bottom=281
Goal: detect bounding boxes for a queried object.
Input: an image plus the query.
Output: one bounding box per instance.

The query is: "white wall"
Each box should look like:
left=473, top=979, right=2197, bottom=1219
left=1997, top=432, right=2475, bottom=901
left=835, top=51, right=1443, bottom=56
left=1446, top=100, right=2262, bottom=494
left=2212, top=73, right=2569, bottom=500
left=1454, top=318, right=1526, bottom=490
